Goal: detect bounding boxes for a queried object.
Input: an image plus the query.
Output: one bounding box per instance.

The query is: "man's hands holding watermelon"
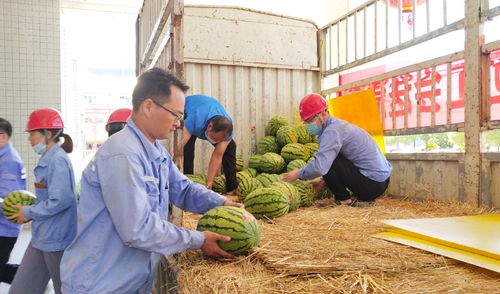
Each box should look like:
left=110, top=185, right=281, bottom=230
left=200, top=231, right=236, bottom=259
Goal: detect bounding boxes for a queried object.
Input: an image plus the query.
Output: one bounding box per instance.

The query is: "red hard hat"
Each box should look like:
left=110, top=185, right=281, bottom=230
left=26, top=108, right=64, bottom=131
left=299, top=93, right=328, bottom=121
left=106, top=108, right=132, bottom=125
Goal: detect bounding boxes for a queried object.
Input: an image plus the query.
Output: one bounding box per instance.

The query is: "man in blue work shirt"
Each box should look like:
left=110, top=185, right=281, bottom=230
left=60, top=68, right=242, bottom=294
left=0, top=118, right=26, bottom=284
left=282, top=93, right=392, bottom=206
left=183, top=94, right=238, bottom=195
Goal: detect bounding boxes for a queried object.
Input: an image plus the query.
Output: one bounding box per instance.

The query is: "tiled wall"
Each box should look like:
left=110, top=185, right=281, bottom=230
left=0, top=0, right=61, bottom=193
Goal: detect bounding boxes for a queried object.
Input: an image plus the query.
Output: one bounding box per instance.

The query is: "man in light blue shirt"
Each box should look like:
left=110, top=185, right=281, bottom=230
left=60, top=68, right=242, bottom=294
left=0, top=118, right=26, bottom=284
left=283, top=93, right=392, bottom=206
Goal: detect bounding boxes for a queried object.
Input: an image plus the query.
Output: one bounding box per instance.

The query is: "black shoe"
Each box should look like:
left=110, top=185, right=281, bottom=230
left=334, top=199, right=374, bottom=207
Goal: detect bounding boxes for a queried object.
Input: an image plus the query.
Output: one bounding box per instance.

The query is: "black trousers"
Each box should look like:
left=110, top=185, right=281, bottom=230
left=183, top=136, right=238, bottom=191
left=0, top=236, right=19, bottom=284
left=322, top=153, right=390, bottom=202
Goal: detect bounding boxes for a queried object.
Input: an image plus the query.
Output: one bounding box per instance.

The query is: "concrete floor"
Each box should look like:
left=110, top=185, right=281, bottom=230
left=0, top=224, right=54, bottom=294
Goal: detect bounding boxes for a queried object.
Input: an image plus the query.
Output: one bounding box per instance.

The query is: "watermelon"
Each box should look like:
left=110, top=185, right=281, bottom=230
left=286, top=159, right=307, bottom=172
left=290, top=180, right=316, bottom=207
left=307, top=156, right=315, bottom=164
left=236, top=171, right=251, bottom=184
left=281, top=143, right=310, bottom=163
left=259, top=152, right=286, bottom=174
left=236, top=155, right=244, bottom=172
left=255, top=173, right=269, bottom=185
left=241, top=168, right=259, bottom=178
left=212, top=175, right=226, bottom=194
left=237, top=177, right=264, bottom=201
left=276, top=126, right=298, bottom=146
left=244, top=188, right=290, bottom=219
left=198, top=173, right=208, bottom=181
left=317, top=185, right=334, bottom=199
left=2, top=190, right=37, bottom=223
left=305, top=142, right=319, bottom=155
left=266, top=116, right=289, bottom=136
left=258, top=136, right=280, bottom=154
left=196, top=206, right=260, bottom=255
left=258, top=173, right=282, bottom=187
left=185, top=174, right=207, bottom=186
left=249, top=154, right=263, bottom=171
left=296, top=125, right=313, bottom=144
left=267, top=181, right=301, bottom=212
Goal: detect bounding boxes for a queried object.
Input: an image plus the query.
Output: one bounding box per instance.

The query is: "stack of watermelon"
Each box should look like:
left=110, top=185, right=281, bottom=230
left=183, top=115, right=325, bottom=211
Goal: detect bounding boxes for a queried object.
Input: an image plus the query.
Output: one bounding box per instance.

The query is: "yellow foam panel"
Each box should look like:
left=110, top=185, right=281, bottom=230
left=373, top=215, right=500, bottom=273
left=327, top=89, right=385, bottom=153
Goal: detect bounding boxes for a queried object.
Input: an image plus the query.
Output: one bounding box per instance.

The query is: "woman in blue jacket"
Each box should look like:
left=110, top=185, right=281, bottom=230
left=8, top=108, right=77, bottom=294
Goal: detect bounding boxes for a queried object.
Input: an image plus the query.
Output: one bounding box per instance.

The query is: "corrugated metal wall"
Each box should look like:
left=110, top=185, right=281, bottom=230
left=184, top=62, right=319, bottom=174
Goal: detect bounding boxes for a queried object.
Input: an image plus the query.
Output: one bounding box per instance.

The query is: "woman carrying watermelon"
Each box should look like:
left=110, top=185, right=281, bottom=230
left=7, top=108, right=78, bottom=294
left=282, top=93, right=392, bottom=207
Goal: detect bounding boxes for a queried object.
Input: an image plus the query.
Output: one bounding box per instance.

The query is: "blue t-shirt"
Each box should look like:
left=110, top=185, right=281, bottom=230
left=184, top=94, right=233, bottom=141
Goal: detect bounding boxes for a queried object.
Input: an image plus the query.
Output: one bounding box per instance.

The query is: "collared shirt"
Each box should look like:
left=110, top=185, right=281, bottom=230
left=0, top=142, right=26, bottom=237
left=184, top=94, right=234, bottom=141
left=61, top=116, right=228, bottom=294
left=23, top=143, right=78, bottom=252
left=299, top=116, right=392, bottom=182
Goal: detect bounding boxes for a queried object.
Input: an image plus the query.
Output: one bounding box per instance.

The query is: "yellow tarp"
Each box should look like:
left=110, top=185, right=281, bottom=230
left=373, top=214, right=500, bottom=273
left=327, top=89, right=385, bottom=153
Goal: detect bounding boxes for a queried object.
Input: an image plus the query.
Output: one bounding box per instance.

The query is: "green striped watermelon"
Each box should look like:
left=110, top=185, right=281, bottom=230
left=236, top=171, right=251, bottom=184
left=259, top=152, right=286, bottom=174
left=248, top=154, right=263, bottom=171
left=307, top=156, right=315, bottom=164
left=237, top=177, right=264, bottom=201
left=258, top=136, right=280, bottom=154
left=258, top=173, right=282, bottom=187
left=198, top=173, right=208, bottom=182
left=317, top=185, right=334, bottom=199
left=212, top=175, right=226, bottom=194
left=185, top=174, right=207, bottom=186
left=267, top=181, right=300, bottom=212
left=266, top=116, right=289, bottom=136
left=244, top=188, right=290, bottom=219
left=196, top=206, right=260, bottom=255
left=276, top=126, right=298, bottom=146
left=286, top=159, right=307, bottom=172
left=305, top=142, right=319, bottom=155
left=241, top=168, right=259, bottom=178
left=236, top=155, right=244, bottom=171
left=2, top=190, right=37, bottom=223
left=296, top=125, right=313, bottom=144
left=281, top=143, right=310, bottom=163
left=290, top=180, right=316, bottom=208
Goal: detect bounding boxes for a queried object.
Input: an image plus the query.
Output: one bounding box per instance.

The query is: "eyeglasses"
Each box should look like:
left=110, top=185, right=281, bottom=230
left=304, top=114, right=319, bottom=124
left=150, top=99, right=184, bottom=121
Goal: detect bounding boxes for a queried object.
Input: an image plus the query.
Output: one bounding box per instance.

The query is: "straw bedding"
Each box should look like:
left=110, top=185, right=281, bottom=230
left=167, top=197, right=500, bottom=293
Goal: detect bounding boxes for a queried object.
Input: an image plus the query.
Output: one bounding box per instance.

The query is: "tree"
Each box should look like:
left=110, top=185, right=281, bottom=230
left=450, top=132, right=465, bottom=152
left=430, top=133, right=453, bottom=149
left=485, top=130, right=500, bottom=151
